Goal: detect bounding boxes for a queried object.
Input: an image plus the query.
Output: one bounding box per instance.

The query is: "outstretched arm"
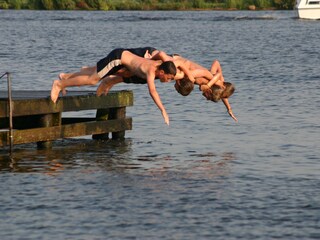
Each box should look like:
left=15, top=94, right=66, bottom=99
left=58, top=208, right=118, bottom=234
left=222, top=98, right=238, bottom=122
left=146, top=71, right=169, bottom=125
left=96, top=75, right=124, bottom=96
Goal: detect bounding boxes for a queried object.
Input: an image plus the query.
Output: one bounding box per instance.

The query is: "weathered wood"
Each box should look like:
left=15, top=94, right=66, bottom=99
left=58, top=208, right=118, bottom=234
left=0, top=118, right=132, bottom=146
left=36, top=113, right=61, bottom=149
left=0, top=90, right=133, bottom=148
left=92, top=107, right=128, bottom=140
left=92, top=109, right=110, bottom=140
left=62, top=117, right=96, bottom=124
left=110, top=107, right=126, bottom=140
left=0, top=90, right=133, bottom=117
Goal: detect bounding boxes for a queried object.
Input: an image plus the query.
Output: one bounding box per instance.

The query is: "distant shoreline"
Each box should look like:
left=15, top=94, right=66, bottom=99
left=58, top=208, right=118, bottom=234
left=0, top=0, right=294, bottom=11
left=0, top=8, right=289, bottom=11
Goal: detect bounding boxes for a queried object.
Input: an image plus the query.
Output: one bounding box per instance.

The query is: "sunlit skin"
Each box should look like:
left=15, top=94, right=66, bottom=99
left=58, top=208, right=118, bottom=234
left=175, top=60, right=237, bottom=122
left=151, top=52, right=225, bottom=89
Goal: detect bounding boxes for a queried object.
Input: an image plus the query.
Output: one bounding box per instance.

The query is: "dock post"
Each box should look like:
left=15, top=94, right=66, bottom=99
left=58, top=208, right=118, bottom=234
left=92, top=109, right=110, bottom=140
left=37, top=113, right=61, bottom=149
left=110, top=107, right=126, bottom=140
left=6, top=73, right=13, bottom=156
left=0, top=72, right=14, bottom=156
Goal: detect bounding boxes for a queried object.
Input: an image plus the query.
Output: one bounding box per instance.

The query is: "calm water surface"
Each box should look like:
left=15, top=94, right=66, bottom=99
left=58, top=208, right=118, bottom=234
left=0, top=10, right=319, bottom=239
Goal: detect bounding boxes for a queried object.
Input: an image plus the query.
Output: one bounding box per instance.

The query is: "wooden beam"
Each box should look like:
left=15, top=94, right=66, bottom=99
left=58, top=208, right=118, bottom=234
left=0, top=90, right=133, bottom=117
left=0, top=118, right=132, bottom=147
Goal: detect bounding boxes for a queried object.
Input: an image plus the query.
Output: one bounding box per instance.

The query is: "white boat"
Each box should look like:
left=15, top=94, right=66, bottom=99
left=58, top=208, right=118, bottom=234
left=296, top=0, right=320, bottom=19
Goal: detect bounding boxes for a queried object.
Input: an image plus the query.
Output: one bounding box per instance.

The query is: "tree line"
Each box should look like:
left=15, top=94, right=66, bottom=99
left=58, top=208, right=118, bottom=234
left=0, top=0, right=296, bottom=10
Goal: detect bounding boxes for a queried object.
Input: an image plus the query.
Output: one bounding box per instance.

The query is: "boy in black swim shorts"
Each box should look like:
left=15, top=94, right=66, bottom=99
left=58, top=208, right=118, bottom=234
left=51, top=47, right=176, bottom=125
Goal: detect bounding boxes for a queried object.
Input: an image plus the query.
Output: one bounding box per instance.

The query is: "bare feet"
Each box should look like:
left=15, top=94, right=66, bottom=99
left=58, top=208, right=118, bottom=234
left=51, top=80, right=62, bottom=103
left=96, top=79, right=111, bottom=96
left=62, top=88, right=67, bottom=96
left=59, top=73, right=66, bottom=80
left=57, top=74, right=68, bottom=96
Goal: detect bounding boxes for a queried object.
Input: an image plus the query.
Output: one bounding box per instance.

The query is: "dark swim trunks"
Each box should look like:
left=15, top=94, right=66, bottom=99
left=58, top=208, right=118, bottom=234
left=123, top=76, right=147, bottom=84
left=127, top=47, right=157, bottom=57
left=97, top=48, right=125, bottom=79
left=96, top=47, right=157, bottom=79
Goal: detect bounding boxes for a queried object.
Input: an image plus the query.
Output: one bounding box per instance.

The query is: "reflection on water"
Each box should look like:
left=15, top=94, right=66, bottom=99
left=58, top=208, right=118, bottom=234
left=136, top=151, right=235, bottom=180
left=0, top=139, right=132, bottom=174
left=0, top=139, right=236, bottom=181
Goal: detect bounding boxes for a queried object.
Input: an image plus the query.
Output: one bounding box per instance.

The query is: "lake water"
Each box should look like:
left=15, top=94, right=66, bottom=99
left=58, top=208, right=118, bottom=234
left=0, top=10, right=319, bottom=239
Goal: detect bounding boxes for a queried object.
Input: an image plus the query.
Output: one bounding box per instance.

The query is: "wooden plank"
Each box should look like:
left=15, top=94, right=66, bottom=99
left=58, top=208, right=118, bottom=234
left=0, top=90, right=52, bottom=100
left=0, top=114, right=62, bottom=129
left=0, top=90, right=133, bottom=117
left=62, top=117, right=96, bottom=124
left=0, top=90, right=130, bottom=100
left=0, top=118, right=132, bottom=146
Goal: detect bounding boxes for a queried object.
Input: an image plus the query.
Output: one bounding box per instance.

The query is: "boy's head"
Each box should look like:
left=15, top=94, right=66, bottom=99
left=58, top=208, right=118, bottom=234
left=158, top=61, right=176, bottom=82
left=203, top=82, right=235, bottom=102
left=174, top=78, right=194, bottom=96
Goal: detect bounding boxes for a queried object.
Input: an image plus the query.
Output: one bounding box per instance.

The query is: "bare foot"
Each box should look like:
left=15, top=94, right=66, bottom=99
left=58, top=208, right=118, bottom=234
left=59, top=73, right=66, bottom=80
left=62, top=88, right=67, bottom=96
left=96, top=79, right=111, bottom=96
left=57, top=74, right=67, bottom=95
left=51, top=80, right=62, bottom=103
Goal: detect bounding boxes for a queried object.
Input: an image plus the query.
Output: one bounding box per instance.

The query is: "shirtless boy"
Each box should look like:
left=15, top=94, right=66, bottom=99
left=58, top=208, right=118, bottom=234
left=175, top=60, right=238, bottom=122
left=51, top=48, right=176, bottom=125
left=96, top=52, right=224, bottom=96
left=151, top=52, right=225, bottom=89
left=56, top=47, right=160, bottom=87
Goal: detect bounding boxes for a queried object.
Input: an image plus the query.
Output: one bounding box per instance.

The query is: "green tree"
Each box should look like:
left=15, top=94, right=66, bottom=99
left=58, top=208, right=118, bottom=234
left=75, top=0, right=90, bottom=10
left=28, top=0, right=43, bottom=9
left=55, top=0, right=76, bottom=10
left=85, top=0, right=97, bottom=8
left=0, top=1, right=10, bottom=9
left=274, top=0, right=295, bottom=9
left=225, top=0, right=246, bottom=9
left=192, top=0, right=207, bottom=9
left=254, top=0, right=273, bottom=8
left=83, top=0, right=108, bottom=10
left=8, top=0, right=22, bottom=9
left=41, top=0, right=54, bottom=9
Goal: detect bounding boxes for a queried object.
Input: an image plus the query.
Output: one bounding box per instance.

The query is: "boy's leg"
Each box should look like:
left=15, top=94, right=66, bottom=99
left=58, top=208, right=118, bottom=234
left=210, top=60, right=225, bottom=82
left=59, top=66, right=97, bottom=80
left=96, top=75, right=124, bottom=96
left=51, top=71, right=101, bottom=103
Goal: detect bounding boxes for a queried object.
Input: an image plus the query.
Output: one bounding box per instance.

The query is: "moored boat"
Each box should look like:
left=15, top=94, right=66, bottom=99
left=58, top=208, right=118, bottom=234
left=296, top=0, right=320, bottom=19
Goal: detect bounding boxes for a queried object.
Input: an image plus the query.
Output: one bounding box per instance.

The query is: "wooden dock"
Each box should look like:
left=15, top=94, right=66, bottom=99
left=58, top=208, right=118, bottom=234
left=0, top=90, right=133, bottom=149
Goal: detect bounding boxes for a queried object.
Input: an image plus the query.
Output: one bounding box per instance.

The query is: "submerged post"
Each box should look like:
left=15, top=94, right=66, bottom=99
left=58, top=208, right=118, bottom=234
left=37, top=113, right=61, bottom=149
left=0, top=72, right=14, bottom=155
left=92, top=108, right=110, bottom=140
left=110, top=107, right=126, bottom=140
left=7, top=73, right=13, bottom=155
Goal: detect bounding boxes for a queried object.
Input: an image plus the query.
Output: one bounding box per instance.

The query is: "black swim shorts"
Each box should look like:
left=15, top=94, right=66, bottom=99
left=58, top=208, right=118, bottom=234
left=97, top=48, right=125, bottom=79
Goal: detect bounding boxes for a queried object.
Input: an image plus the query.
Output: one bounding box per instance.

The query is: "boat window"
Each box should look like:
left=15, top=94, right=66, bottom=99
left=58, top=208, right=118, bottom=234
left=308, top=0, right=320, bottom=4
